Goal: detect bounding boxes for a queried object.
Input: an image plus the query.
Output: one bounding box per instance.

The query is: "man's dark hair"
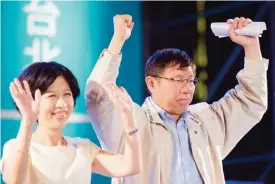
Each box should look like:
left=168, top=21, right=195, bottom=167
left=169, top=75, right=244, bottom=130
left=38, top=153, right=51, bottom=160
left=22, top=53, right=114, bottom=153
left=145, top=48, right=196, bottom=78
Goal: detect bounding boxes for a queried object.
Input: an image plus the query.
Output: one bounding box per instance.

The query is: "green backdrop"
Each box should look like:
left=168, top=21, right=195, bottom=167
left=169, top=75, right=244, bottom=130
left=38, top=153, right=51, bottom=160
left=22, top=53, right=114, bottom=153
left=1, top=1, right=143, bottom=183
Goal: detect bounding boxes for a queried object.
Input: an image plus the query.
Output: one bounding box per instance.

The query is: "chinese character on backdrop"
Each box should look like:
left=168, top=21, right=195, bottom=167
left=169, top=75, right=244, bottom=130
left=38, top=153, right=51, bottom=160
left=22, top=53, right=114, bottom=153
left=23, top=0, right=61, bottom=62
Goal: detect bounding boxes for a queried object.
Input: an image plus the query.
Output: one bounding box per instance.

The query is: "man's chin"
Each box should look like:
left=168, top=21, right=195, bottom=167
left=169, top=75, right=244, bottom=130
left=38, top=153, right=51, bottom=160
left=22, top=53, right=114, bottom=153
left=178, top=101, right=190, bottom=109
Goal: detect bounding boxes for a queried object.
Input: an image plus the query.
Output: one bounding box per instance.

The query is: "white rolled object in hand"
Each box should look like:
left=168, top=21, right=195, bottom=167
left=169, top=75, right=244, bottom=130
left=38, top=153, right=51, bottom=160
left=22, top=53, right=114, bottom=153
left=211, top=22, right=267, bottom=38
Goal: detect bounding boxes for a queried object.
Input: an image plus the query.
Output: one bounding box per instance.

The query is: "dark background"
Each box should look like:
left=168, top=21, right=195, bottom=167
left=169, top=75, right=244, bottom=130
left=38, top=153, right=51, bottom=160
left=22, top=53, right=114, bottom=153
left=143, top=1, right=275, bottom=183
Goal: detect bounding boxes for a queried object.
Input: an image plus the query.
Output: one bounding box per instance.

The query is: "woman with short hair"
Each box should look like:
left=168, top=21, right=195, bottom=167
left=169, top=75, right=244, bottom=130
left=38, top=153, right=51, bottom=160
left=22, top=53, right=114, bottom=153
left=0, top=61, right=141, bottom=184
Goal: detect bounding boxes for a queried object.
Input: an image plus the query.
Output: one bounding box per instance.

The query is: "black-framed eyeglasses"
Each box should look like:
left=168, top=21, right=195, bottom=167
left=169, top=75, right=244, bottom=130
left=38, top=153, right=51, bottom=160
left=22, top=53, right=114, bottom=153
left=151, top=75, right=198, bottom=87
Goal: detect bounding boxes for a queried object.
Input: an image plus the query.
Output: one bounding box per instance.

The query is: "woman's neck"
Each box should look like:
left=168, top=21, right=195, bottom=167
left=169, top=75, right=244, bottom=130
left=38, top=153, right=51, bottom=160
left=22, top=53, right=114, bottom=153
left=32, top=125, right=65, bottom=146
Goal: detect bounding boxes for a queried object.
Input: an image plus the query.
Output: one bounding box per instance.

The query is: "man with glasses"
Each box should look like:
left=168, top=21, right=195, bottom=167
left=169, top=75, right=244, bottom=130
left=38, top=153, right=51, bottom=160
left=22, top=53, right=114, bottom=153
left=85, top=14, right=268, bottom=184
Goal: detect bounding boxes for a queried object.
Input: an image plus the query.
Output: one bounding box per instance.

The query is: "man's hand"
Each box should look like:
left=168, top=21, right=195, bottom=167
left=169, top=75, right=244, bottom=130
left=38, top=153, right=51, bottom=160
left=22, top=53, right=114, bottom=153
left=113, top=14, right=134, bottom=42
left=107, top=14, right=134, bottom=55
left=228, top=17, right=262, bottom=60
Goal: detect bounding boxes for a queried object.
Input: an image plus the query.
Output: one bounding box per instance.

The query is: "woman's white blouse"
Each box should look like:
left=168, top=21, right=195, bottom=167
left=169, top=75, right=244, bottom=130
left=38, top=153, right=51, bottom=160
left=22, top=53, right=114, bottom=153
left=0, top=136, right=101, bottom=184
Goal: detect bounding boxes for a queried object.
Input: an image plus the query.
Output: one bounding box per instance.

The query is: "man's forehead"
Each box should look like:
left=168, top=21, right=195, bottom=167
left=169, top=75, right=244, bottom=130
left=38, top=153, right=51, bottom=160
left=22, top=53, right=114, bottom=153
left=164, top=65, right=194, bottom=74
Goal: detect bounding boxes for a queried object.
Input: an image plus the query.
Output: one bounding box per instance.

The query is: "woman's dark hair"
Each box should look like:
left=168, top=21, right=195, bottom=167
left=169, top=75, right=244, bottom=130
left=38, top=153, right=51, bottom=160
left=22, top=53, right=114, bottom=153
left=15, top=61, right=80, bottom=113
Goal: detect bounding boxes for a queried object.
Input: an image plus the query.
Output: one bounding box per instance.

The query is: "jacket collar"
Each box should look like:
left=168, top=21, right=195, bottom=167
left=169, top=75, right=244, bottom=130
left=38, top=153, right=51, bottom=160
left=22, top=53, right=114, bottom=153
left=142, top=97, right=202, bottom=128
